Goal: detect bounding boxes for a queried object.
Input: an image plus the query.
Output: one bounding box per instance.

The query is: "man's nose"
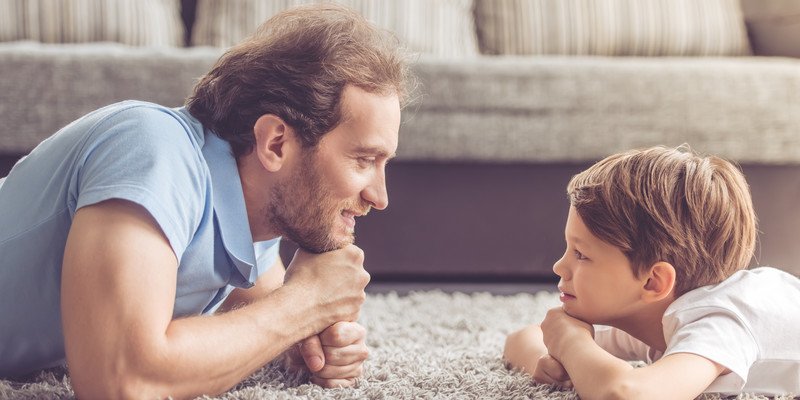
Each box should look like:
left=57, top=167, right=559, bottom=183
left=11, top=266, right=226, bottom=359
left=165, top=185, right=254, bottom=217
left=362, top=170, right=388, bottom=210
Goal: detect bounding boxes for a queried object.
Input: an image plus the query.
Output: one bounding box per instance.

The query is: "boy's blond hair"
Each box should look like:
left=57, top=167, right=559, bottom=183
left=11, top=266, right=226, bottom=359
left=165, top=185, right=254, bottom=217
left=567, top=145, right=757, bottom=296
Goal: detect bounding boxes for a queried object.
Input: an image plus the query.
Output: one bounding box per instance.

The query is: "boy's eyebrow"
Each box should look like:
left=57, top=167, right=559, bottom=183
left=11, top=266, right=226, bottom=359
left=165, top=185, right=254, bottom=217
left=567, top=235, right=586, bottom=246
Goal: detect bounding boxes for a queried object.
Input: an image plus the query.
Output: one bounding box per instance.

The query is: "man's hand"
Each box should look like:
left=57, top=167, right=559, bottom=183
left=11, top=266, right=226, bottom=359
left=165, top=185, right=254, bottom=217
left=284, top=322, right=369, bottom=388
left=283, top=245, right=370, bottom=333
left=540, top=307, right=594, bottom=360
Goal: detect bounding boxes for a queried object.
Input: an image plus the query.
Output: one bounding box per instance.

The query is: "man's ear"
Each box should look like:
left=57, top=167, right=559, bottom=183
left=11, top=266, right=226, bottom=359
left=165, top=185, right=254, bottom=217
left=641, top=261, right=676, bottom=302
left=253, top=114, right=293, bottom=172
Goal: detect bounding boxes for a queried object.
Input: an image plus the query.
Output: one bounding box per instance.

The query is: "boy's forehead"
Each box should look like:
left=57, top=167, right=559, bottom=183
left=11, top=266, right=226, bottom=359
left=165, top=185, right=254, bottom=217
left=565, top=207, right=591, bottom=243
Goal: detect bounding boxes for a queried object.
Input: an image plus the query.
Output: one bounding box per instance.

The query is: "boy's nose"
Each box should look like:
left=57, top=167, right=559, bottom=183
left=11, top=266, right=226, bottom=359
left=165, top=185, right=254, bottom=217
left=552, top=255, right=569, bottom=279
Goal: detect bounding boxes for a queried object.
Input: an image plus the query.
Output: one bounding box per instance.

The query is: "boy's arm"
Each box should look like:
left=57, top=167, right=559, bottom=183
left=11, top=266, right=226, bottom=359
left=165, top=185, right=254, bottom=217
left=504, top=325, right=548, bottom=374
left=542, top=308, right=725, bottom=400
left=504, top=325, right=572, bottom=386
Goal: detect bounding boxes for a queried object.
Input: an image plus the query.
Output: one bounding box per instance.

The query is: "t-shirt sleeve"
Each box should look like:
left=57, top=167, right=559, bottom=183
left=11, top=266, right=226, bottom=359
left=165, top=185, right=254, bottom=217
left=70, top=106, right=207, bottom=263
left=594, top=325, right=651, bottom=361
left=662, top=307, right=759, bottom=391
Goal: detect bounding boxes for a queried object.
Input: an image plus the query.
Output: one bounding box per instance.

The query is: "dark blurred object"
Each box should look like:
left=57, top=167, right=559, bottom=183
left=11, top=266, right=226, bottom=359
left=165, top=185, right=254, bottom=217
left=741, top=0, right=800, bottom=57
left=278, top=161, right=800, bottom=282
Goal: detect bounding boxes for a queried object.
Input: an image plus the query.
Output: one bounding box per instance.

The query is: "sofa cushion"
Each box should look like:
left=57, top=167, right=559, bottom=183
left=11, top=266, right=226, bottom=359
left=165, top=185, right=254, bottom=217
left=740, top=0, right=800, bottom=58
left=190, top=0, right=479, bottom=58
left=400, top=55, right=800, bottom=164
left=475, top=0, right=751, bottom=56
left=3, top=44, right=800, bottom=165
left=0, top=0, right=184, bottom=47
left=0, top=42, right=221, bottom=153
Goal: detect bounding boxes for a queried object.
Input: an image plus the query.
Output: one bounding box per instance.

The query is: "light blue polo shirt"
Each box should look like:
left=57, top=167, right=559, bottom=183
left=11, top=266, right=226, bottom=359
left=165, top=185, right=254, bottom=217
left=0, top=101, right=280, bottom=378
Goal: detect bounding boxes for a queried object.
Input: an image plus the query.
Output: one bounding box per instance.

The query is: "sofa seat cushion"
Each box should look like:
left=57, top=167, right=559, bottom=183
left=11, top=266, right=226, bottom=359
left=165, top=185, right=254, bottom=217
left=0, top=42, right=221, bottom=154
left=2, top=43, right=800, bottom=166
left=400, top=55, right=800, bottom=164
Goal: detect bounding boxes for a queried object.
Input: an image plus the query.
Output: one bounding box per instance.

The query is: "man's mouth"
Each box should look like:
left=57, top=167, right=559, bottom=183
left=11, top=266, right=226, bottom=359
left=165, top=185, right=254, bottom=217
left=340, top=210, right=365, bottom=229
left=340, top=211, right=356, bottom=228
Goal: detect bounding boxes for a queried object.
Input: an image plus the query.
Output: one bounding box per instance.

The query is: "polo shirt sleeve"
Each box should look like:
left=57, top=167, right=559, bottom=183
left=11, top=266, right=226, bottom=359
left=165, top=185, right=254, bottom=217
left=70, top=105, right=207, bottom=263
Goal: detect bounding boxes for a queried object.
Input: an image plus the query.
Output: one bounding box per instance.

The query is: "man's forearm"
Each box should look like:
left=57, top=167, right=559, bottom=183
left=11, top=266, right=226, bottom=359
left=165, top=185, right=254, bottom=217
left=118, top=285, right=322, bottom=399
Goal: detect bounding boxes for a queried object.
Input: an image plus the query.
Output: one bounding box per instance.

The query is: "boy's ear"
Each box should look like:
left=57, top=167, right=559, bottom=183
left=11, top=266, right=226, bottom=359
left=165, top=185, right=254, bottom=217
left=252, top=114, right=294, bottom=172
left=641, top=261, right=676, bottom=302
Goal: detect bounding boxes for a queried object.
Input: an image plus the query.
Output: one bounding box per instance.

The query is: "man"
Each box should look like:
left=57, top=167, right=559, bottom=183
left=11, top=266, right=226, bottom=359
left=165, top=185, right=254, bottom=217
left=0, top=4, right=411, bottom=398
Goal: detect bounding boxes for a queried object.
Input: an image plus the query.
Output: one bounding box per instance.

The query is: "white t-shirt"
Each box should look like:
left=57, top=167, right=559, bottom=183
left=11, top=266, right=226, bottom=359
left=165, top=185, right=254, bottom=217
left=595, top=267, right=800, bottom=395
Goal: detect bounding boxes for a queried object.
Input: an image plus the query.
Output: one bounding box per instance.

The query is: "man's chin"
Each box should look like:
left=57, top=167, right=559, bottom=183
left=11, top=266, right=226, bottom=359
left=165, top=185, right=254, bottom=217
left=292, top=234, right=354, bottom=254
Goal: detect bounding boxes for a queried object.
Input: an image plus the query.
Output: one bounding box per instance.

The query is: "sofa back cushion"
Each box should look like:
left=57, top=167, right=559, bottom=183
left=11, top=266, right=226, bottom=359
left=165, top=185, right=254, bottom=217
left=191, top=0, right=479, bottom=58
left=475, top=0, right=751, bottom=56
left=0, top=0, right=184, bottom=46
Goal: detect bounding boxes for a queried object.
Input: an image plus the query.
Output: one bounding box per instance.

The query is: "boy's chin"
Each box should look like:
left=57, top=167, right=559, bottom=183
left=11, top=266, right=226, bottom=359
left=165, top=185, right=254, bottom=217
left=561, top=306, right=596, bottom=324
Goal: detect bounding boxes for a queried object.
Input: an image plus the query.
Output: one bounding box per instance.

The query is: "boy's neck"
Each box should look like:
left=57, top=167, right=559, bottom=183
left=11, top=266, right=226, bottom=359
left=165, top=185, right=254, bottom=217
left=611, top=297, right=674, bottom=353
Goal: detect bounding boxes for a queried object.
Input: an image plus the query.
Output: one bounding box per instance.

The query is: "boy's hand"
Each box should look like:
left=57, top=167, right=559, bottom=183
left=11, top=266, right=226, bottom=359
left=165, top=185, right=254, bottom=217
left=286, top=321, right=369, bottom=388
left=540, top=307, right=594, bottom=359
left=533, top=354, right=573, bottom=388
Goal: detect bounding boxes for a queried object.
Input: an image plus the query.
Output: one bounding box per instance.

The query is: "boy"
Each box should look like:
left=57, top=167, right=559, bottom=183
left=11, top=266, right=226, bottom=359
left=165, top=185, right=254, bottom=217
left=504, top=146, right=800, bottom=398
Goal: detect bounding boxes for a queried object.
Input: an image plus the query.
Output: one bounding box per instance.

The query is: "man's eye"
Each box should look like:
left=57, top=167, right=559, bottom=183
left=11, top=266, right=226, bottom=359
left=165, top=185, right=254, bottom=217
left=357, top=157, right=376, bottom=166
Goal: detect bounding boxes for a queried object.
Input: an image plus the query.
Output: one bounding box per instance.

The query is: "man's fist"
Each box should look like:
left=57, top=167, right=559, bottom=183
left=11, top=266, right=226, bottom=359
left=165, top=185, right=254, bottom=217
left=286, top=321, right=369, bottom=388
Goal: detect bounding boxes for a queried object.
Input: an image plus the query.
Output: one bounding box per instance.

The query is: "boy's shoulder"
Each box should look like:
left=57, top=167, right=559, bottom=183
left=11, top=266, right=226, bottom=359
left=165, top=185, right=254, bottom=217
left=665, top=267, right=799, bottom=321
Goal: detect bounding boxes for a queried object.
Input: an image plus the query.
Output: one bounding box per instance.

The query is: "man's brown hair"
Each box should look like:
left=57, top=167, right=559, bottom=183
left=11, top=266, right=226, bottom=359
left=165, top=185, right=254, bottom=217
left=567, top=145, right=757, bottom=296
left=186, top=3, right=413, bottom=158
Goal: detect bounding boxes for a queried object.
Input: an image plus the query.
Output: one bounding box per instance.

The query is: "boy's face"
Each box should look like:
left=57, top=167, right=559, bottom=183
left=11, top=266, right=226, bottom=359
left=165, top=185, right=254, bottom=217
left=552, top=206, right=647, bottom=325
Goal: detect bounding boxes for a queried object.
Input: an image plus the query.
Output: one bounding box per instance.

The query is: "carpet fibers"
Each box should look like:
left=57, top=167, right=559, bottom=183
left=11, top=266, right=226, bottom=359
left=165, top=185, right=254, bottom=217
left=1, top=290, right=796, bottom=399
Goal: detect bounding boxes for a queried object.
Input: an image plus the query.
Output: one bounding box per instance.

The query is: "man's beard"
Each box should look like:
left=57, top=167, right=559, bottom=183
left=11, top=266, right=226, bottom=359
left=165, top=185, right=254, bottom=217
left=266, top=152, right=370, bottom=253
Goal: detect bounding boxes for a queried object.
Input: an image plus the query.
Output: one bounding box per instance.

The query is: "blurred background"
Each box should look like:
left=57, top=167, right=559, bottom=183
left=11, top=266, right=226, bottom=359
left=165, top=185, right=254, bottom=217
left=1, top=0, right=799, bottom=291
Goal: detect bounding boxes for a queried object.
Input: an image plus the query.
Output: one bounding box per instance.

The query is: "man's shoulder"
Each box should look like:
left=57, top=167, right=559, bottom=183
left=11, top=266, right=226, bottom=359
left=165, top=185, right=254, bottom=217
left=91, top=101, right=200, bottom=142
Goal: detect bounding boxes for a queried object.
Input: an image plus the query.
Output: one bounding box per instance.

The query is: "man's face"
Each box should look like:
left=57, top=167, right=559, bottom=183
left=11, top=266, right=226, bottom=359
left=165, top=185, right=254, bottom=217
left=267, top=86, right=401, bottom=253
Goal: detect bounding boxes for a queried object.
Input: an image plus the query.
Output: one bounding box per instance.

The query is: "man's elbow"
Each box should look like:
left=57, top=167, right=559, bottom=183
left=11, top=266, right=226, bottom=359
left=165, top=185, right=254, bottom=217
left=69, top=362, right=168, bottom=399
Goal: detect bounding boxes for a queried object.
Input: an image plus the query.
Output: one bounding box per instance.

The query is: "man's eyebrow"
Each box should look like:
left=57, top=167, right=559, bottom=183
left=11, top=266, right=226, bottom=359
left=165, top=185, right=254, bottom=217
left=354, top=146, right=396, bottom=159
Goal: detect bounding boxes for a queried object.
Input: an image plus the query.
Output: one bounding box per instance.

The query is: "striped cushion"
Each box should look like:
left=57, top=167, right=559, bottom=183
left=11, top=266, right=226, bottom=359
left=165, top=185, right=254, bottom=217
left=0, top=0, right=184, bottom=47
left=475, top=0, right=752, bottom=56
left=191, top=0, right=479, bottom=58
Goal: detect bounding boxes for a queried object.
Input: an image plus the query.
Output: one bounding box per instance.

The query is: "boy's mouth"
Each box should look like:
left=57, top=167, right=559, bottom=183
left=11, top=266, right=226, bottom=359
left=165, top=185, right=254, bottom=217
left=558, top=286, right=576, bottom=301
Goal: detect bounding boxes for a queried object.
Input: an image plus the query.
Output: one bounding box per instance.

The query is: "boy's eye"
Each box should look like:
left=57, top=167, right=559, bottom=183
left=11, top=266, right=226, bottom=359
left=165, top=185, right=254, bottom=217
left=574, top=250, right=588, bottom=260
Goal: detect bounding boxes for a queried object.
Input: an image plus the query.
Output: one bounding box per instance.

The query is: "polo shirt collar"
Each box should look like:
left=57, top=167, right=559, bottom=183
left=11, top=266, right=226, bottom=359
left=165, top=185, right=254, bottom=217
left=200, top=131, right=260, bottom=287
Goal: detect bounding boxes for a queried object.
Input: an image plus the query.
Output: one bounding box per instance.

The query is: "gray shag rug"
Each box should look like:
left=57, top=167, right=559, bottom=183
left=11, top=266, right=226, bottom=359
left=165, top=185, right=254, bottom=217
left=1, top=290, right=796, bottom=399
